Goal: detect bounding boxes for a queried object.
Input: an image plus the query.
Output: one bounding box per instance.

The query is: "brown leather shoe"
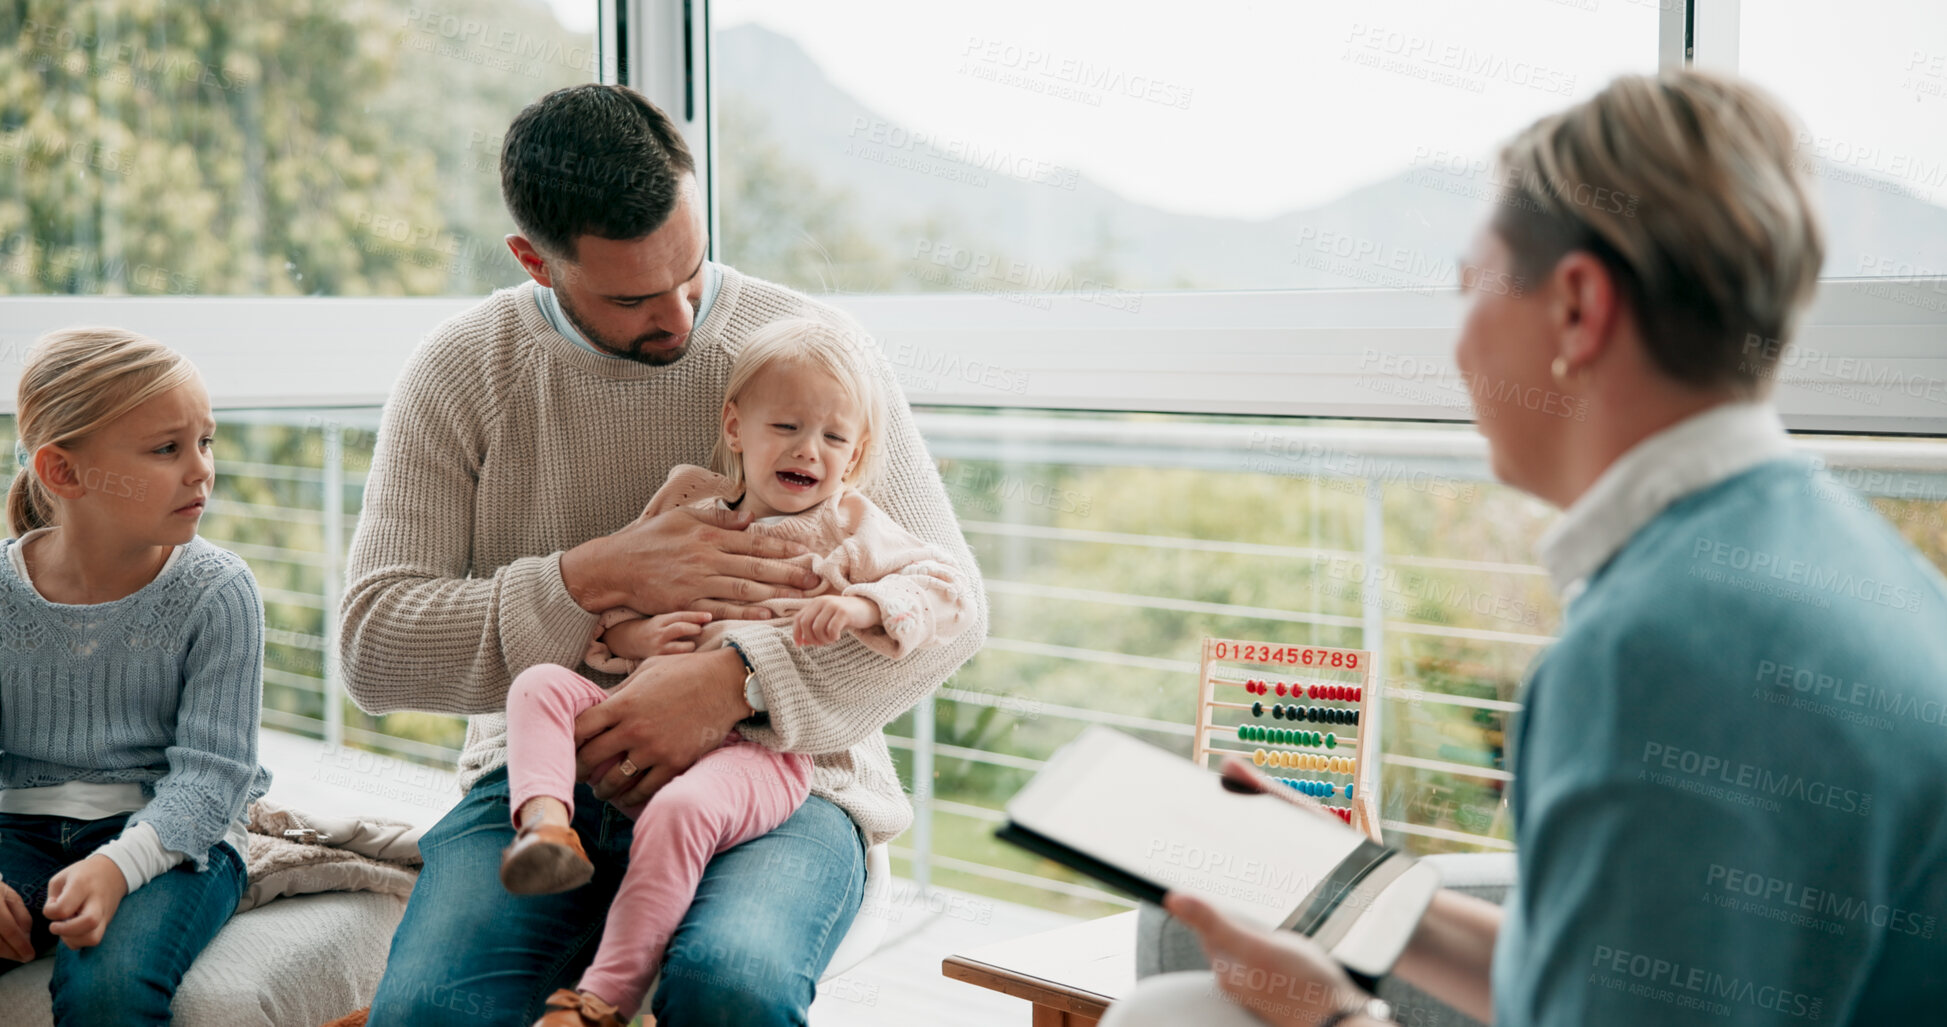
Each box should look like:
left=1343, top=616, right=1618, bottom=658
left=534, top=988, right=627, bottom=1027
left=499, top=821, right=595, bottom=894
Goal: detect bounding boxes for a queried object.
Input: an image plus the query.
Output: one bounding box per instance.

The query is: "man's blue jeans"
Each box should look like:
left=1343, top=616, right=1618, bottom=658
left=368, top=765, right=866, bottom=1026
left=0, top=811, right=246, bottom=1026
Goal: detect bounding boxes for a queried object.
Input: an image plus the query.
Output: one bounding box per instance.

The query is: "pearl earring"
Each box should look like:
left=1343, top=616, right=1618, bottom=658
left=1551, top=357, right=1571, bottom=384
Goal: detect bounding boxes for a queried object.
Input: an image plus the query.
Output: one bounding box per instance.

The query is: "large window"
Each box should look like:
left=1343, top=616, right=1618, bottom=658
left=1738, top=1, right=1947, bottom=283
left=715, top=0, right=1660, bottom=297
left=0, top=1, right=596, bottom=297
left=3, top=0, right=1944, bottom=923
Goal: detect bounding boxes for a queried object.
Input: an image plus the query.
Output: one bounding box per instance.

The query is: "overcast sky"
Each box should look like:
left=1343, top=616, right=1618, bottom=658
left=550, top=0, right=1947, bottom=220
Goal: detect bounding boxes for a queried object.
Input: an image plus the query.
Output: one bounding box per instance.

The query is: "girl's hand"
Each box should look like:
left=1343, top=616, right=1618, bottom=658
left=45, top=855, right=128, bottom=950
left=603, top=611, right=714, bottom=660
left=1164, top=891, right=1369, bottom=1026
left=794, top=596, right=878, bottom=647
left=0, top=881, right=34, bottom=962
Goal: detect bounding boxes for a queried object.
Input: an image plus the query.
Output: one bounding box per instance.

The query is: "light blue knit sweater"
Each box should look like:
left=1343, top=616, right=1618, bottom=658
left=0, top=534, right=273, bottom=869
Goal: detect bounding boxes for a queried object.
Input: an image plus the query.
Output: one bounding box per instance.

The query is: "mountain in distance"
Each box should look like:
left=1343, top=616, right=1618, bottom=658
left=716, top=24, right=1947, bottom=292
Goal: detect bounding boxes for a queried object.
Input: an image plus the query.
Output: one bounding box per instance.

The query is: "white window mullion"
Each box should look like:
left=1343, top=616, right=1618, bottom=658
left=626, top=0, right=718, bottom=259
left=1689, top=0, right=1743, bottom=73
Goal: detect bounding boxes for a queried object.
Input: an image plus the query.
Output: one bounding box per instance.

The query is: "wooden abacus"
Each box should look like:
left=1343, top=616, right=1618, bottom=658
left=1192, top=637, right=1382, bottom=842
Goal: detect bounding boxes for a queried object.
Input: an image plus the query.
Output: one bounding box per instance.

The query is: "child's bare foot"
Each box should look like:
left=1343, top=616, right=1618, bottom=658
left=500, top=799, right=593, bottom=894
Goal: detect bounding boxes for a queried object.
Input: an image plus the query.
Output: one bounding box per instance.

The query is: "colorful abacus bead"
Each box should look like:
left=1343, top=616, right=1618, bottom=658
left=1345, top=784, right=1355, bottom=802
left=1252, top=701, right=1263, bottom=717
left=1275, top=682, right=1287, bottom=697
left=1252, top=748, right=1267, bottom=766
left=1325, top=733, right=1337, bottom=749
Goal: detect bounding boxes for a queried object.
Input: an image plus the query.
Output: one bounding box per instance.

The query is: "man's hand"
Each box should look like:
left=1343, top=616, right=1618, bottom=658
left=0, top=881, right=35, bottom=962
left=573, top=646, right=751, bottom=808
left=603, top=611, right=715, bottom=661
left=1164, top=891, right=1368, bottom=1026
left=794, top=595, right=878, bottom=647
left=45, top=856, right=128, bottom=950
left=561, top=505, right=820, bottom=621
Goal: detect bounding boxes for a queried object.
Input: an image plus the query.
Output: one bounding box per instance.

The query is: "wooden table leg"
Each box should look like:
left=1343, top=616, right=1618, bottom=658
left=1032, top=1003, right=1101, bottom=1027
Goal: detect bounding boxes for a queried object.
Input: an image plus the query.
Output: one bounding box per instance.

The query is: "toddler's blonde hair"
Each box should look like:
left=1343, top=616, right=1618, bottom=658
left=8, top=327, right=197, bottom=537
left=711, top=317, right=887, bottom=497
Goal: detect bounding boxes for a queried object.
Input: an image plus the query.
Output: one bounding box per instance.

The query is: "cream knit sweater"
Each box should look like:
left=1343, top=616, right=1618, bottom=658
left=339, top=271, right=987, bottom=846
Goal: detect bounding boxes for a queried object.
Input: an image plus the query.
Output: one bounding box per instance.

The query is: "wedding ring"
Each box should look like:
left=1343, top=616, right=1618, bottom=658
left=619, top=757, right=639, bottom=778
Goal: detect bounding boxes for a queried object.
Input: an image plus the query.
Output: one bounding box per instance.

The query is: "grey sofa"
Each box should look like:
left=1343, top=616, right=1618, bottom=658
left=1136, top=851, right=1516, bottom=1027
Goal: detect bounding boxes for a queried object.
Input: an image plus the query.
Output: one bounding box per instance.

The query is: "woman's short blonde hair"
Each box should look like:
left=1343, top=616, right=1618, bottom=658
left=1492, top=70, right=1824, bottom=394
left=711, top=317, right=888, bottom=496
left=8, top=327, right=197, bottom=537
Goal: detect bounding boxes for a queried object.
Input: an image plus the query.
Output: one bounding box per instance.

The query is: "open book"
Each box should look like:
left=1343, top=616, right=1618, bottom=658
left=996, top=726, right=1441, bottom=977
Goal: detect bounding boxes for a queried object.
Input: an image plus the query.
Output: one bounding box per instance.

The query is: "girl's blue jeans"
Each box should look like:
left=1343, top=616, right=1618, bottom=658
left=0, top=810, right=245, bottom=1026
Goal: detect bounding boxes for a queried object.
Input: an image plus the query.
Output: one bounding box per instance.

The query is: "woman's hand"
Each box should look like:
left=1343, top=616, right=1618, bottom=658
left=45, top=855, right=128, bottom=950
left=1218, top=754, right=1339, bottom=822
left=602, top=611, right=714, bottom=660
left=0, top=881, right=35, bottom=962
left=1165, top=891, right=1372, bottom=1026
left=794, top=595, right=878, bottom=647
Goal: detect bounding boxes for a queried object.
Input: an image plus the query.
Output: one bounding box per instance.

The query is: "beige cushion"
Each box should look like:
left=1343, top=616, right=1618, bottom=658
left=0, top=889, right=406, bottom=1026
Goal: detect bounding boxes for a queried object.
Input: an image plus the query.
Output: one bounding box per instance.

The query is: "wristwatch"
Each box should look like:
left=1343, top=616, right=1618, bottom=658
left=1316, top=995, right=1392, bottom=1027
left=726, top=639, right=767, bottom=716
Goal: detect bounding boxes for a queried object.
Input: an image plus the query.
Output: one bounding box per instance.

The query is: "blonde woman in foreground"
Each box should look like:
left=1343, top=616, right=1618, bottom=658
left=1108, top=70, right=1947, bottom=1027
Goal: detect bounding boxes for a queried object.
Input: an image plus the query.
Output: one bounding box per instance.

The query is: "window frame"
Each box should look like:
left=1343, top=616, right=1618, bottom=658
left=6, top=0, right=1942, bottom=433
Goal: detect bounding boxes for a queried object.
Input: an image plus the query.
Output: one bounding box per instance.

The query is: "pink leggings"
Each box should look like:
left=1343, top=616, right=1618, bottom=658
left=504, top=664, right=813, bottom=1017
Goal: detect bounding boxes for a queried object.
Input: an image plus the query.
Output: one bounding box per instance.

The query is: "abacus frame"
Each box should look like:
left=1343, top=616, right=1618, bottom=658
left=1192, top=637, right=1383, bottom=842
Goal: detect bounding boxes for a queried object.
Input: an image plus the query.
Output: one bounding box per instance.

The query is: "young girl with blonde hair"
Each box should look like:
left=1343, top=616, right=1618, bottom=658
left=500, top=317, right=975, bottom=1027
left=1, top=327, right=272, bottom=1025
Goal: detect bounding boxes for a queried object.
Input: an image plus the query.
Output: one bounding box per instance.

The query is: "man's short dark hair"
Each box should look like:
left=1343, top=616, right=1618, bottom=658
left=500, top=84, right=697, bottom=260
